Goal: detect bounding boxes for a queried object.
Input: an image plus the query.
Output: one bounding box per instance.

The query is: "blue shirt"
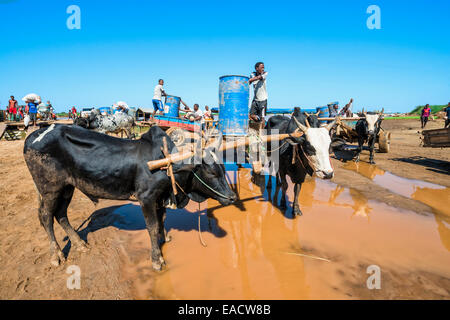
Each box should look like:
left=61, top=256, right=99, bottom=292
left=446, top=107, right=450, bottom=118
left=27, top=102, right=38, bottom=114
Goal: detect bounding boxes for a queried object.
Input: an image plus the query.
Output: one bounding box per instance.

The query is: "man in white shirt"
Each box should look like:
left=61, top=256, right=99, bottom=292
left=249, top=62, right=268, bottom=123
left=152, top=79, right=166, bottom=115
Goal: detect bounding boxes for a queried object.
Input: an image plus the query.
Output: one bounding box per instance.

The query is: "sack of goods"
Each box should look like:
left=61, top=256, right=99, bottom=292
left=24, top=114, right=30, bottom=127
left=22, top=93, right=41, bottom=104
left=116, top=101, right=129, bottom=109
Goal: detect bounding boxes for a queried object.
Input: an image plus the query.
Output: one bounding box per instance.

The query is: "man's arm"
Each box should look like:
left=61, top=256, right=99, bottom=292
left=249, top=72, right=268, bottom=84
left=180, top=100, right=190, bottom=110
left=249, top=75, right=262, bottom=84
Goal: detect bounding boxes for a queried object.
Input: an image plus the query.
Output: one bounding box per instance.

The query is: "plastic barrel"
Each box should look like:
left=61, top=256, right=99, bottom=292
left=164, top=95, right=181, bottom=118
left=218, top=75, right=250, bottom=136
left=316, top=106, right=329, bottom=124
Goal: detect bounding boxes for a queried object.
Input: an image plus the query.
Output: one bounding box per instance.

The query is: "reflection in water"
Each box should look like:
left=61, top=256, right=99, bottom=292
left=115, top=168, right=450, bottom=299
left=343, top=161, right=450, bottom=250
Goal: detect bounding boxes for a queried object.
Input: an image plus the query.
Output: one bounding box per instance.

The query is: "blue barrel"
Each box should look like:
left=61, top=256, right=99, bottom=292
left=164, top=95, right=181, bottom=118
left=218, top=75, right=249, bottom=136
left=316, top=106, right=329, bottom=124
left=99, top=107, right=112, bottom=115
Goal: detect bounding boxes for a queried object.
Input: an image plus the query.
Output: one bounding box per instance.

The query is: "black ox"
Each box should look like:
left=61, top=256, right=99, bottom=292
left=23, top=124, right=236, bottom=270
left=263, top=108, right=337, bottom=216
left=355, top=109, right=384, bottom=164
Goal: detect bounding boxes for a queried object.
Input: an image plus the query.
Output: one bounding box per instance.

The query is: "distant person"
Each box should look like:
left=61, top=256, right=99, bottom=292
left=27, top=100, right=39, bottom=126
left=421, top=104, right=431, bottom=129
left=8, top=95, right=18, bottom=121
left=181, top=101, right=203, bottom=121
left=445, top=102, right=450, bottom=128
left=329, top=103, right=339, bottom=117
left=204, top=106, right=213, bottom=120
left=18, top=105, right=24, bottom=120
left=152, top=79, right=166, bottom=116
left=71, top=106, right=77, bottom=118
left=340, top=98, right=354, bottom=117
left=249, top=62, right=268, bottom=125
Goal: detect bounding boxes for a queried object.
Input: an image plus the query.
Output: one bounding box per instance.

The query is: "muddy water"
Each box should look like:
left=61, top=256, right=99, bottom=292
left=117, top=168, right=450, bottom=299
left=342, top=162, right=450, bottom=216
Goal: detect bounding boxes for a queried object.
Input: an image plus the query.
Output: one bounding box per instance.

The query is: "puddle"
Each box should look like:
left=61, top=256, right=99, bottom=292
left=114, top=168, right=450, bottom=299
left=342, top=161, right=450, bottom=216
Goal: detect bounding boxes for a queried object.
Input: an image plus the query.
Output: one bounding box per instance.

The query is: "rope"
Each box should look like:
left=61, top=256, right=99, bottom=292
left=198, top=202, right=207, bottom=247
left=192, top=171, right=235, bottom=200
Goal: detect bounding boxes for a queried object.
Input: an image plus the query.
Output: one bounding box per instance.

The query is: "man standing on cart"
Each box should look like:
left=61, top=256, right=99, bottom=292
left=152, top=79, right=166, bottom=116
left=249, top=62, right=268, bottom=128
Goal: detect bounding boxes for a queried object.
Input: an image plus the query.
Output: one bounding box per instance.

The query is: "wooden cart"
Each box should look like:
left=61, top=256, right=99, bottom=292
left=332, top=118, right=391, bottom=153
left=421, top=127, right=450, bottom=148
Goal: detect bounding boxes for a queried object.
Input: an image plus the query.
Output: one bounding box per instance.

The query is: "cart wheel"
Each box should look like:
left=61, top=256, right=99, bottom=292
left=166, top=127, right=186, bottom=147
left=378, top=129, right=390, bottom=153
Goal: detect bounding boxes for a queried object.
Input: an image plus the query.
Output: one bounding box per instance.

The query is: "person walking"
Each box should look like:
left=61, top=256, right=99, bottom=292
left=421, top=104, right=432, bottom=129
left=249, top=62, right=268, bottom=126
left=27, top=100, right=39, bottom=126
left=8, top=95, right=18, bottom=121
left=444, top=102, right=450, bottom=128
left=152, top=79, right=166, bottom=116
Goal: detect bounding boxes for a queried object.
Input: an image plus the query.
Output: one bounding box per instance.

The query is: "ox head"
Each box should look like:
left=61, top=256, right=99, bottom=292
left=174, top=137, right=237, bottom=206
left=361, top=108, right=384, bottom=136
left=291, top=111, right=336, bottom=180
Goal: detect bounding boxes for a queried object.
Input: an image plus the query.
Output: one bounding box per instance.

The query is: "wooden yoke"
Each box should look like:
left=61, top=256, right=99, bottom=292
left=147, top=132, right=304, bottom=171
left=162, top=137, right=178, bottom=196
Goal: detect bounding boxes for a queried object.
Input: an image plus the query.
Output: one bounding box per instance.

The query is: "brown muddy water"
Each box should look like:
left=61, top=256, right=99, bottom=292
left=343, top=161, right=450, bottom=217
left=114, top=167, right=450, bottom=299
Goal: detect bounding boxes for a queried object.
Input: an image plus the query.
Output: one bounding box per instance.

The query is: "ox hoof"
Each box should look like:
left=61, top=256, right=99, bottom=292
left=293, top=207, right=303, bottom=216
left=159, top=256, right=166, bottom=266
left=369, top=160, right=376, bottom=165
left=74, top=241, right=90, bottom=253
left=152, top=261, right=163, bottom=271
left=50, top=251, right=65, bottom=267
left=165, top=235, right=172, bottom=243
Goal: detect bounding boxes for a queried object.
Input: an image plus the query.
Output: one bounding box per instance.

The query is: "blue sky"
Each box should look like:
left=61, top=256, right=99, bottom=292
left=1, top=0, right=449, bottom=113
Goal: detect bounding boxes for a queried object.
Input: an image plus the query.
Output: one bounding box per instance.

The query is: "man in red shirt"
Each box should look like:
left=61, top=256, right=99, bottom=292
left=8, top=95, right=18, bottom=121
left=421, top=104, right=432, bottom=129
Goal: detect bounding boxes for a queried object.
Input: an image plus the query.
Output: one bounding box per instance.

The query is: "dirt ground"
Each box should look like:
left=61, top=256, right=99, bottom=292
left=0, top=118, right=448, bottom=299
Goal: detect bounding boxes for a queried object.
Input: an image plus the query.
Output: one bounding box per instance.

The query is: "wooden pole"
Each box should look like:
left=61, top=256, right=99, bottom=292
left=162, top=137, right=178, bottom=196
left=147, top=131, right=304, bottom=170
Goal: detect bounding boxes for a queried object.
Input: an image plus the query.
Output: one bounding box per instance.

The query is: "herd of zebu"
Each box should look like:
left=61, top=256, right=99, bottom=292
left=23, top=109, right=384, bottom=270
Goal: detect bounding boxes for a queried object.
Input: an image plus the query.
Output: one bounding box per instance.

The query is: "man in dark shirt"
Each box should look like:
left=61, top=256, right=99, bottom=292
left=445, top=102, right=450, bottom=128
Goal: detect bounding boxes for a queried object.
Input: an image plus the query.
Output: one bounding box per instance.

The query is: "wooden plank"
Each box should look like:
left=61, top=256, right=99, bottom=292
left=422, top=127, right=450, bottom=147
left=0, top=123, right=7, bottom=140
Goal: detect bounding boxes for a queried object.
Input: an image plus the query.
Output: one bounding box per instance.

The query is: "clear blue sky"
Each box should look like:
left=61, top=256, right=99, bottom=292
left=1, top=0, right=449, bottom=113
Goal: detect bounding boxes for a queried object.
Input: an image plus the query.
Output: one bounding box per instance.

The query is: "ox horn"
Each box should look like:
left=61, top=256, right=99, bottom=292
left=315, top=110, right=320, bottom=116
left=326, top=117, right=338, bottom=131
left=292, top=116, right=308, bottom=132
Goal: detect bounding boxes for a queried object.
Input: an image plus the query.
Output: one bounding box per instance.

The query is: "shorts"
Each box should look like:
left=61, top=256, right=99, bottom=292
left=29, top=113, right=37, bottom=121
left=152, top=99, right=164, bottom=112
left=250, top=99, right=267, bottom=120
